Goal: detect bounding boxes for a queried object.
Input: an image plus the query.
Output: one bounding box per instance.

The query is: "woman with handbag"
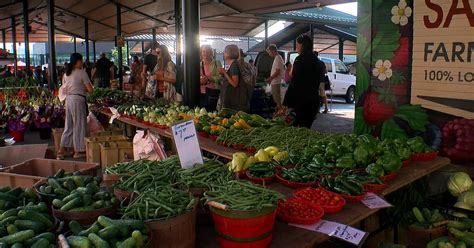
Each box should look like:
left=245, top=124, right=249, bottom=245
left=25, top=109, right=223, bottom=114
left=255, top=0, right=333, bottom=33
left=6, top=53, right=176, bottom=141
left=57, top=53, right=93, bottom=159
left=200, top=45, right=222, bottom=111
left=154, top=45, right=179, bottom=102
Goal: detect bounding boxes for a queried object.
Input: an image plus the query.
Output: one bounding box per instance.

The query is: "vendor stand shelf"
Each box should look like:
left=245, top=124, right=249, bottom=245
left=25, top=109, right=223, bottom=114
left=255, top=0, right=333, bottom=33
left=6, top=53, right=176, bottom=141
left=100, top=110, right=450, bottom=247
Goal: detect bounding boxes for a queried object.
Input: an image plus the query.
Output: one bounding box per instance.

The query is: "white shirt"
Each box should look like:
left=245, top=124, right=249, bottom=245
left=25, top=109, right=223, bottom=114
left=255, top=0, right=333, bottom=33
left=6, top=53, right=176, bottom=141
left=270, top=55, right=284, bottom=85
left=63, top=69, right=91, bottom=96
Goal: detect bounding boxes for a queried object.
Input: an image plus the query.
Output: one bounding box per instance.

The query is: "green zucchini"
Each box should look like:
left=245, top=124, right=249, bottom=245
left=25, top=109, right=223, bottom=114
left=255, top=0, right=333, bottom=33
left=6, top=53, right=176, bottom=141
left=67, top=236, right=92, bottom=248
left=31, top=238, right=49, bottom=248
left=69, top=221, right=83, bottom=235
left=17, top=210, right=53, bottom=228
left=0, top=230, right=35, bottom=245
left=117, top=237, right=136, bottom=248
left=13, top=219, right=45, bottom=234
left=88, top=233, right=111, bottom=248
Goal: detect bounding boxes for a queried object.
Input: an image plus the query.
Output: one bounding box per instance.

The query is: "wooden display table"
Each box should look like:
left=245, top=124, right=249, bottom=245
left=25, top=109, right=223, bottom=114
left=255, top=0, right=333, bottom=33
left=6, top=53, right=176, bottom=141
left=100, top=111, right=450, bottom=247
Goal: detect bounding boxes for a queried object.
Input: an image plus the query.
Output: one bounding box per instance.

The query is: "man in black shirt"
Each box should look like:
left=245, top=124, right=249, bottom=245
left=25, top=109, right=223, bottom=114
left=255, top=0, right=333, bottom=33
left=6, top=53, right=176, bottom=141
left=93, top=53, right=113, bottom=88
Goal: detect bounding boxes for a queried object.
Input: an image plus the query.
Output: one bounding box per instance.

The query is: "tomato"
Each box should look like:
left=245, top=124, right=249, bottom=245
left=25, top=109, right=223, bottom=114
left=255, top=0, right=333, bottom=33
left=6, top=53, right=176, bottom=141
left=294, top=187, right=344, bottom=207
left=278, top=199, right=321, bottom=219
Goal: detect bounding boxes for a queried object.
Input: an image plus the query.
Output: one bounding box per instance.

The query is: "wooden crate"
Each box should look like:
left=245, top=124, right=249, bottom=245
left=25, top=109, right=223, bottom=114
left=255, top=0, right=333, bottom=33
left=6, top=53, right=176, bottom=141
left=100, top=141, right=134, bottom=168
left=85, top=135, right=128, bottom=164
left=0, top=172, right=42, bottom=188
left=6, top=158, right=100, bottom=177
left=90, top=127, right=124, bottom=137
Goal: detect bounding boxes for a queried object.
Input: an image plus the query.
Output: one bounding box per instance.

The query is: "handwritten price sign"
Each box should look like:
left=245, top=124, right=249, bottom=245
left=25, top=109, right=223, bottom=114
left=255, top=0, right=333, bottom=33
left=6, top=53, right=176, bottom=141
left=171, top=120, right=203, bottom=169
left=292, top=220, right=368, bottom=246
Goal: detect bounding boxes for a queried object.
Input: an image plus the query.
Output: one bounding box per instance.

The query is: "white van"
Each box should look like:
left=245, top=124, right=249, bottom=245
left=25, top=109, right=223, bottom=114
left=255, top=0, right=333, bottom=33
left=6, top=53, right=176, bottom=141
left=288, top=53, right=356, bottom=103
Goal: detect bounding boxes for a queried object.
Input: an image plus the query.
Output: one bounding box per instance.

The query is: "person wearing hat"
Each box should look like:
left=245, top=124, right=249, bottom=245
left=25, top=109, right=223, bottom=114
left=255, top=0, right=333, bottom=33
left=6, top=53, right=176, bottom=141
left=266, top=44, right=285, bottom=113
left=92, top=53, right=113, bottom=88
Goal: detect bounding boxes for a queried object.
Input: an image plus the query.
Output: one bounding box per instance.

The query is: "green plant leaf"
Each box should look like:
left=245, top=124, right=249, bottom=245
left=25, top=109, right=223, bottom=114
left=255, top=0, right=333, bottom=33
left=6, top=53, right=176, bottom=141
left=357, top=35, right=371, bottom=65
left=381, top=118, right=408, bottom=140
left=391, top=72, right=405, bottom=84
left=356, top=64, right=370, bottom=101
left=394, top=105, right=429, bottom=132
left=354, top=107, right=372, bottom=135
left=372, top=31, right=401, bottom=61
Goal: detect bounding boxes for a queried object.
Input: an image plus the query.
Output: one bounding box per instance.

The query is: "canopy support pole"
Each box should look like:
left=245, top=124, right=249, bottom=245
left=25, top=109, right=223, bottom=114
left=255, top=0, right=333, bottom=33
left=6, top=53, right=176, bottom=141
left=175, top=0, right=182, bottom=66
left=85, top=18, right=89, bottom=62
left=92, top=41, right=96, bottom=63
left=47, top=0, right=57, bottom=88
left=141, top=41, right=144, bottom=58
left=116, top=3, right=123, bottom=89
left=11, top=17, right=17, bottom=77
left=1, top=30, right=5, bottom=49
left=182, top=0, right=200, bottom=107
left=22, top=0, right=30, bottom=70
left=73, top=37, right=77, bottom=53
left=126, top=41, right=129, bottom=66
left=152, top=28, right=156, bottom=48
left=338, top=37, right=344, bottom=61
left=310, top=24, right=314, bottom=46
left=264, top=20, right=268, bottom=49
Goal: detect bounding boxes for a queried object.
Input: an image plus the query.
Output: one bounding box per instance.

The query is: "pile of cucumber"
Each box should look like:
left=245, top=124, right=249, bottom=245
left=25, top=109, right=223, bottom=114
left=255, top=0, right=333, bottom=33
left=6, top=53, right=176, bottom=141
left=0, top=187, right=56, bottom=248
left=38, top=170, right=119, bottom=212
left=67, top=216, right=148, bottom=248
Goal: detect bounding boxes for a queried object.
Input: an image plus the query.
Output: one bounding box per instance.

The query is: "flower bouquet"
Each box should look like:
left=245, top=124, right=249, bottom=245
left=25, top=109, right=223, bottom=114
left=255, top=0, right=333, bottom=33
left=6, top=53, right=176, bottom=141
left=7, top=117, right=27, bottom=142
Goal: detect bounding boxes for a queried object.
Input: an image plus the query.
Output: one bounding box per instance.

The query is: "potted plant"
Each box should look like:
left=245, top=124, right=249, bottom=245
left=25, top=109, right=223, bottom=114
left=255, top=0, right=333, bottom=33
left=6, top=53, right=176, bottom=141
left=8, top=117, right=27, bottom=142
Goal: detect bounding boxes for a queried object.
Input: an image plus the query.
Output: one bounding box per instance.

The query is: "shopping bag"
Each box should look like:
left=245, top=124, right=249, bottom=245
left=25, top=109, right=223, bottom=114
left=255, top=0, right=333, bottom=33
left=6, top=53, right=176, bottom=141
left=87, top=112, right=104, bottom=134
left=133, top=130, right=167, bottom=161
left=145, top=79, right=157, bottom=98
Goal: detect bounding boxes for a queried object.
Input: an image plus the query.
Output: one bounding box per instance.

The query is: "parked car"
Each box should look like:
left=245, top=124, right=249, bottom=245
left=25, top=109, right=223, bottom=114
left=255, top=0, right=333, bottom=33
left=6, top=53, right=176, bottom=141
left=255, top=51, right=356, bottom=103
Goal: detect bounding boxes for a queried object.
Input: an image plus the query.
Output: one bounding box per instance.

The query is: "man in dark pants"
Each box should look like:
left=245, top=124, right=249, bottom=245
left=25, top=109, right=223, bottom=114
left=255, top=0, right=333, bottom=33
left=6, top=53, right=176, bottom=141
left=93, top=53, right=113, bottom=88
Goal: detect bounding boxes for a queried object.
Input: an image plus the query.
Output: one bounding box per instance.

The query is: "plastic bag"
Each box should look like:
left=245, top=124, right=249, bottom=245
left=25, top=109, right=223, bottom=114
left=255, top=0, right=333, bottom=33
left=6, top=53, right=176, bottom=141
left=145, top=79, right=157, bottom=98
left=87, top=112, right=104, bottom=134
left=133, top=130, right=167, bottom=161
left=58, top=77, right=67, bottom=102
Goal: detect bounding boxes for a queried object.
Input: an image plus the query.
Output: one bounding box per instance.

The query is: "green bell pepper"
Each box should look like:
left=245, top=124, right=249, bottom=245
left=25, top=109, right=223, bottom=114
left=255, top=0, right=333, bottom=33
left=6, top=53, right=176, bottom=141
left=377, top=153, right=402, bottom=173
left=397, top=147, right=412, bottom=161
left=353, top=146, right=369, bottom=166
left=336, top=154, right=355, bottom=169
left=407, top=136, right=426, bottom=153
left=312, top=155, right=326, bottom=166
left=366, top=163, right=385, bottom=177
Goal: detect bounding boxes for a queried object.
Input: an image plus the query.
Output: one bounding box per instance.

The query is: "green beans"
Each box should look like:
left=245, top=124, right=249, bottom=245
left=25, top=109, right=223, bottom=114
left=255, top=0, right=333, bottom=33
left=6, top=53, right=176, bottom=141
left=178, top=160, right=233, bottom=189
left=203, top=180, right=284, bottom=211
left=120, top=186, right=195, bottom=221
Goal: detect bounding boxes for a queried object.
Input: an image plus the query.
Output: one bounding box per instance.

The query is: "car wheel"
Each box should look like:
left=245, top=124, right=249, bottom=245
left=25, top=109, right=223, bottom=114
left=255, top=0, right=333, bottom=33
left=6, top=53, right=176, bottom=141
left=345, top=86, right=355, bottom=103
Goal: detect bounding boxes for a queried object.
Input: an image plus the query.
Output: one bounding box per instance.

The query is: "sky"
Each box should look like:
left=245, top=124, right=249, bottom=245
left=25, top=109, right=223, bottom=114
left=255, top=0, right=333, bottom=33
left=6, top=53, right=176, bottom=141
left=254, top=2, right=357, bottom=37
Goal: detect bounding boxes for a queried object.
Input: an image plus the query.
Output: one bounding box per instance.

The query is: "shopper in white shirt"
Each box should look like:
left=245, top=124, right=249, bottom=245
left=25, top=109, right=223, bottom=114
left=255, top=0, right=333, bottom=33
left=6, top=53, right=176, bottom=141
left=266, top=44, right=284, bottom=112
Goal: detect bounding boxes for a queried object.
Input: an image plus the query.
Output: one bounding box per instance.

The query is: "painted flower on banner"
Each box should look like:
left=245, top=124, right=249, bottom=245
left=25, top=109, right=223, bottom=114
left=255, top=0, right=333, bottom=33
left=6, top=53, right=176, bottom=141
left=372, top=60, right=393, bottom=81
left=391, top=0, right=412, bottom=26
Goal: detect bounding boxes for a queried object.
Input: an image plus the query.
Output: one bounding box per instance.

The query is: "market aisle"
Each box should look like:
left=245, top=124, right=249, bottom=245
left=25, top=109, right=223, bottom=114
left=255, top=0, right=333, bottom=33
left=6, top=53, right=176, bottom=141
left=311, top=103, right=354, bottom=134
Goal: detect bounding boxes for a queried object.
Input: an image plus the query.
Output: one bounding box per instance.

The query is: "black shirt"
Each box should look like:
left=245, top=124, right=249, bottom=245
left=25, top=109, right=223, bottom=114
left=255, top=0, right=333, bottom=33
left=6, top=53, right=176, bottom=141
left=95, top=57, right=113, bottom=78
left=144, top=53, right=157, bottom=73
left=283, top=52, right=321, bottom=109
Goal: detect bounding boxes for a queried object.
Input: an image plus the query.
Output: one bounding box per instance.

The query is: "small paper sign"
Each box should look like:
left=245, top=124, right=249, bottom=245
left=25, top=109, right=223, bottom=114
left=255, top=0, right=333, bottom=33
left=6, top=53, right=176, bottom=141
left=109, top=107, right=120, bottom=124
left=171, top=120, right=203, bottom=169
left=362, top=193, right=392, bottom=209
left=291, top=220, right=368, bottom=246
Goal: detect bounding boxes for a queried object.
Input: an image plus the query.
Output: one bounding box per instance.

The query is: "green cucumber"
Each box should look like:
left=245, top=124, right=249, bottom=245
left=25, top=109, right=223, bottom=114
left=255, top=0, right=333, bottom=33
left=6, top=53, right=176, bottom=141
left=67, top=236, right=92, bottom=248
left=65, top=179, right=77, bottom=191
left=0, top=226, right=6, bottom=236
left=53, top=188, right=69, bottom=195
left=13, top=219, right=45, bottom=234
left=117, top=237, right=136, bottom=248
left=11, top=243, right=24, bottom=248
left=77, top=223, right=100, bottom=236
left=31, top=238, right=49, bottom=248
left=6, top=224, right=18, bottom=235
left=49, top=244, right=57, bottom=248
left=24, top=232, right=55, bottom=246
left=0, top=230, right=35, bottom=245
left=69, top=206, right=95, bottom=212
left=132, top=230, right=144, bottom=248
left=0, top=209, right=18, bottom=220
left=98, top=226, right=120, bottom=239
left=44, top=186, right=53, bottom=194
left=88, top=233, right=111, bottom=248
left=7, top=188, right=23, bottom=197
left=82, top=194, right=93, bottom=206
left=52, top=199, right=64, bottom=208
left=0, top=216, right=18, bottom=226
left=69, top=221, right=83, bottom=235
left=24, top=188, right=38, bottom=201
left=97, top=216, right=115, bottom=227
left=17, top=202, right=48, bottom=212
left=72, top=176, right=84, bottom=187
left=60, top=197, right=81, bottom=211
left=17, top=210, right=53, bottom=227
left=0, top=187, right=11, bottom=193
left=113, top=219, right=145, bottom=230
left=63, top=192, right=81, bottom=203
left=0, top=243, right=5, bottom=248
left=54, top=168, right=65, bottom=178
left=93, top=200, right=104, bottom=209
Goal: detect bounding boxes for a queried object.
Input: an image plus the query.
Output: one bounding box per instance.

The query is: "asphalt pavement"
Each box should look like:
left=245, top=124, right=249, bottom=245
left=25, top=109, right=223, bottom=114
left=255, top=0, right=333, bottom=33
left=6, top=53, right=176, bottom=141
left=311, top=99, right=355, bottom=134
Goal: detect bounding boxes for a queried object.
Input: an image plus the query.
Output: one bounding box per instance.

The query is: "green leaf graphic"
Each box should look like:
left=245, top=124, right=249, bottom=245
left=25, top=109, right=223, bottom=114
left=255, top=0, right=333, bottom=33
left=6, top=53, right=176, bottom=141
left=355, top=107, right=372, bottom=135
left=356, top=64, right=370, bottom=101
left=381, top=118, right=408, bottom=140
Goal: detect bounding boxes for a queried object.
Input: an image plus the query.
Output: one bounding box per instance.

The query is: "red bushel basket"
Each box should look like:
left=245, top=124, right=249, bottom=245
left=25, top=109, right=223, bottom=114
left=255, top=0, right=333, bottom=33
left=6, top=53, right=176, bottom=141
left=210, top=205, right=277, bottom=247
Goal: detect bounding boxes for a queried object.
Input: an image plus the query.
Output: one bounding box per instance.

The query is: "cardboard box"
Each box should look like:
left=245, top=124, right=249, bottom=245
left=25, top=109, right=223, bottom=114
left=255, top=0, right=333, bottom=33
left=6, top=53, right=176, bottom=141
left=0, top=172, right=42, bottom=188
left=85, top=135, right=129, bottom=164
left=90, top=127, right=124, bottom=137
left=7, top=158, right=100, bottom=177
left=100, top=141, right=134, bottom=168
left=0, top=144, right=48, bottom=169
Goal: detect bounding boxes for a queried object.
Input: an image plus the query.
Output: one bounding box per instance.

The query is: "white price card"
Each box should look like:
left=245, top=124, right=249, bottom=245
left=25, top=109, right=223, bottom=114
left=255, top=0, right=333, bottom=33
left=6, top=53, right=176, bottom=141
left=109, top=107, right=120, bottom=124
left=171, top=120, right=203, bottom=169
left=291, top=220, right=368, bottom=246
left=362, top=193, right=392, bottom=209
